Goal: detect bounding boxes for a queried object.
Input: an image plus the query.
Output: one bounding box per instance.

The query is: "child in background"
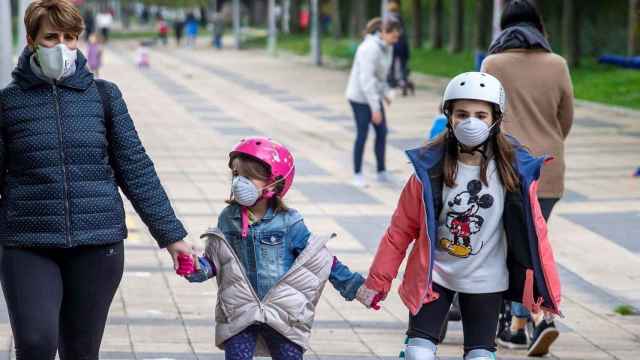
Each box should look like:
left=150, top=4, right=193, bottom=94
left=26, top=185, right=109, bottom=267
left=86, top=33, right=103, bottom=77
left=157, top=15, right=169, bottom=46
left=179, top=137, right=378, bottom=360
left=136, top=41, right=150, bottom=68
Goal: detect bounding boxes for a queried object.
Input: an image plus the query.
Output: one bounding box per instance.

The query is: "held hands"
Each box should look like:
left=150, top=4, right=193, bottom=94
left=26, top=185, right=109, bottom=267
left=166, top=240, right=195, bottom=272
left=356, top=284, right=385, bottom=310
left=177, top=254, right=215, bottom=283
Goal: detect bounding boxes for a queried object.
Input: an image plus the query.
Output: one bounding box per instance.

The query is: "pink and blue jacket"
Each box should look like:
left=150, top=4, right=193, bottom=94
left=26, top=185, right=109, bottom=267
left=364, top=140, right=562, bottom=316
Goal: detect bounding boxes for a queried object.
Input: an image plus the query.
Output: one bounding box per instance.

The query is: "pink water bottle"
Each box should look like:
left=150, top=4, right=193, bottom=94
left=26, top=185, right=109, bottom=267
left=176, top=253, right=195, bottom=276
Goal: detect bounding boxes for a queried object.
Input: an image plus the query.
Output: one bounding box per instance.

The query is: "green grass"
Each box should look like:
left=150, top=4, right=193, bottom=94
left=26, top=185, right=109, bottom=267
left=614, top=304, right=637, bottom=316
left=245, top=33, right=640, bottom=110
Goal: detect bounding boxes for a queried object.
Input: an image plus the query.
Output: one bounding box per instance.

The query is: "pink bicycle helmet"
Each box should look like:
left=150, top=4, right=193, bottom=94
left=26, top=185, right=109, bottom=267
left=229, top=136, right=295, bottom=198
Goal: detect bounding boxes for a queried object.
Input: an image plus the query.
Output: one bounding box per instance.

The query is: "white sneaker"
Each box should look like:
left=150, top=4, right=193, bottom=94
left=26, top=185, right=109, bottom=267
left=376, top=171, right=391, bottom=183
left=352, top=174, right=367, bottom=188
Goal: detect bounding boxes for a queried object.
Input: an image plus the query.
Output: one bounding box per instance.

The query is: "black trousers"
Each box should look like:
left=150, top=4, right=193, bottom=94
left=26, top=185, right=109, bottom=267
left=0, top=242, right=124, bottom=360
left=407, top=282, right=503, bottom=353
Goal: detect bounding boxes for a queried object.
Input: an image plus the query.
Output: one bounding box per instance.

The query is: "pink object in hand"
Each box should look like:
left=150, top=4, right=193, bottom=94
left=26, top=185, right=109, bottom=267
left=371, top=293, right=384, bottom=311
left=176, top=253, right=195, bottom=276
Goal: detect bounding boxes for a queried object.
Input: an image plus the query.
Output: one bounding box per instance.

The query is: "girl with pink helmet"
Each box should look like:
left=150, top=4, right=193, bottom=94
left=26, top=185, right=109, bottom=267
left=178, top=136, right=377, bottom=360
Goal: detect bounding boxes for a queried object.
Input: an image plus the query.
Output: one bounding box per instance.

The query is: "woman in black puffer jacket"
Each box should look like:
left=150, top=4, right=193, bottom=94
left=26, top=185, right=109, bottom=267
left=0, top=1, right=190, bottom=359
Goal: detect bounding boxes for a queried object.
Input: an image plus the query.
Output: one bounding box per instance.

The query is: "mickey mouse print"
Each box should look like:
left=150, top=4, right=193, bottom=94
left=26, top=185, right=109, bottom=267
left=433, top=160, right=509, bottom=293
left=440, top=179, right=494, bottom=258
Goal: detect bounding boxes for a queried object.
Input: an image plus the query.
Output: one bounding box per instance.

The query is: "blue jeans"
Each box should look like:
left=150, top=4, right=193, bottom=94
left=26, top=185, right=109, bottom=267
left=511, top=197, right=559, bottom=319
left=224, top=324, right=303, bottom=360
left=349, top=101, right=387, bottom=174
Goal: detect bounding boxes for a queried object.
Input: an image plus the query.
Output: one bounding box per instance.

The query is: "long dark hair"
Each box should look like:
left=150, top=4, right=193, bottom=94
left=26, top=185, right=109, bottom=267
left=430, top=101, right=520, bottom=193
left=500, top=0, right=545, bottom=34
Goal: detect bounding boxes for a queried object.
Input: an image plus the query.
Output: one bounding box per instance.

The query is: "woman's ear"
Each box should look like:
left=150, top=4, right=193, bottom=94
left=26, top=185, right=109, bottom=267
left=27, top=36, right=35, bottom=50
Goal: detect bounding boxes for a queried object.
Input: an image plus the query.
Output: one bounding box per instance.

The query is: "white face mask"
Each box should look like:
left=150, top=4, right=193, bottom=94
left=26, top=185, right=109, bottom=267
left=231, top=176, right=262, bottom=207
left=36, top=44, right=77, bottom=80
left=453, top=117, right=496, bottom=148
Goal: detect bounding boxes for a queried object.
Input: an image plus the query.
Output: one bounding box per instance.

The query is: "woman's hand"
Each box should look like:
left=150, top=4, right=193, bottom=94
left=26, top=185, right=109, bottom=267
left=166, top=240, right=195, bottom=271
left=372, top=111, right=383, bottom=125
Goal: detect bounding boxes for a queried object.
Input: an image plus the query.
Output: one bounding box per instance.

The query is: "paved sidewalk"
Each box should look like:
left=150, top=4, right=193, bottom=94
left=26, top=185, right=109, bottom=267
left=1, top=42, right=639, bottom=360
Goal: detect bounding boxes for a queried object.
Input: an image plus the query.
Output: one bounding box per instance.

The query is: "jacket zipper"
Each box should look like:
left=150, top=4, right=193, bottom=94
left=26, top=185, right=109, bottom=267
left=52, top=85, right=71, bottom=247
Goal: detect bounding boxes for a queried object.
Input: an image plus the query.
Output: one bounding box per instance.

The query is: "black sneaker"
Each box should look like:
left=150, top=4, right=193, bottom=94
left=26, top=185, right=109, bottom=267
left=497, top=328, right=528, bottom=349
left=527, top=320, right=559, bottom=357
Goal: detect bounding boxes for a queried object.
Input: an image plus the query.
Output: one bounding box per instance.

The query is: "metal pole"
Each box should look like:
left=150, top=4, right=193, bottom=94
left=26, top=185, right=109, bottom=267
left=18, top=0, right=32, bottom=53
left=267, top=0, right=277, bottom=54
left=381, top=0, right=389, bottom=18
left=282, top=0, right=290, bottom=34
left=0, top=0, right=13, bottom=87
left=492, top=0, right=504, bottom=41
left=310, top=0, right=321, bottom=65
left=233, top=0, right=241, bottom=49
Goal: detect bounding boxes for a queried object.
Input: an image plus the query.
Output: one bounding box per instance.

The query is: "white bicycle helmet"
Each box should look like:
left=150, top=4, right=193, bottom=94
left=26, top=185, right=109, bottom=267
left=443, top=72, right=506, bottom=114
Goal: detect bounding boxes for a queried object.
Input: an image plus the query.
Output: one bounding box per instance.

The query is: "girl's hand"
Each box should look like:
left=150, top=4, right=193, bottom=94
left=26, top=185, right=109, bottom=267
left=356, top=284, right=385, bottom=310
left=185, top=257, right=216, bottom=283
left=372, top=111, right=383, bottom=125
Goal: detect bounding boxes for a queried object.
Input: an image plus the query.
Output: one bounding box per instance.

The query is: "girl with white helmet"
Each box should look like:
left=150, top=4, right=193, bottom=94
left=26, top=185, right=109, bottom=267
left=177, top=137, right=375, bottom=360
left=356, top=72, right=562, bottom=360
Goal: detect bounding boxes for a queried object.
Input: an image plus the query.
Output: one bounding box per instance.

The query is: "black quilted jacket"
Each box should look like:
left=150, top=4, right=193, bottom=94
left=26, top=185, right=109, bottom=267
left=0, top=48, right=186, bottom=248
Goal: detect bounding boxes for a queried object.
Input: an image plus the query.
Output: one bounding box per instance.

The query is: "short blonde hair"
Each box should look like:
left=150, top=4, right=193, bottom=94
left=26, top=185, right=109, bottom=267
left=387, top=1, right=400, bottom=13
left=24, top=0, right=84, bottom=40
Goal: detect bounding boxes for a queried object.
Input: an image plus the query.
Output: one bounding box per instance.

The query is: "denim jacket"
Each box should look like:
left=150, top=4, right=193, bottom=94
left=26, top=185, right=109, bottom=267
left=217, top=204, right=364, bottom=300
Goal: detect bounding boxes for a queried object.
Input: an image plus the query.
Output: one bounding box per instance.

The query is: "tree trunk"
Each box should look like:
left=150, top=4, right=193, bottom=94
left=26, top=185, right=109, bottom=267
left=562, top=0, right=579, bottom=67
left=630, top=0, right=640, bottom=56
left=449, top=0, right=464, bottom=53
left=350, top=0, right=367, bottom=38
left=474, top=0, right=493, bottom=51
left=332, top=0, right=342, bottom=39
left=290, top=0, right=301, bottom=33
left=430, top=0, right=443, bottom=48
left=412, top=0, right=423, bottom=48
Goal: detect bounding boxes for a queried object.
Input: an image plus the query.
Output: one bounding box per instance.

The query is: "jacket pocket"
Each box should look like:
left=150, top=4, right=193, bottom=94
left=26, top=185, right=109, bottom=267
left=258, top=231, right=285, bottom=271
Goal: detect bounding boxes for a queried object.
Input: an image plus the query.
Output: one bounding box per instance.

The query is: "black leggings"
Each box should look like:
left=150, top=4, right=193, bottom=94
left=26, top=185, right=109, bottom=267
left=407, top=282, right=503, bottom=353
left=350, top=100, right=388, bottom=174
left=0, top=242, right=124, bottom=360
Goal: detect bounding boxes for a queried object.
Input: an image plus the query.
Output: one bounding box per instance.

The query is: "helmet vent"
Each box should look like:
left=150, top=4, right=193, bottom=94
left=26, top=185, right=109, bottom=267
left=460, top=81, right=466, bottom=86
left=480, top=83, right=486, bottom=87
left=256, top=141, right=262, bottom=146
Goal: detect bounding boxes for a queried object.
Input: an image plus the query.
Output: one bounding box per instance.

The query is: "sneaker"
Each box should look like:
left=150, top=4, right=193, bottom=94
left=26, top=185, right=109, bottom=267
left=497, top=328, right=528, bottom=350
left=527, top=320, right=559, bottom=357
left=352, top=174, right=367, bottom=188
left=376, top=171, right=391, bottom=183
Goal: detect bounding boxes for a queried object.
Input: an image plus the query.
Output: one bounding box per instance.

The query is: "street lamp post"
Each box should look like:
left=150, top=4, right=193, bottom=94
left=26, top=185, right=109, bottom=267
left=0, top=0, right=13, bottom=87
left=267, top=0, right=277, bottom=54
left=310, top=0, right=321, bottom=65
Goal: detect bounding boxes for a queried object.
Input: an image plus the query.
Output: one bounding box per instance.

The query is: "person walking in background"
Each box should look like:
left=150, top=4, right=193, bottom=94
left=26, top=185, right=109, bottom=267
left=482, top=0, right=574, bottom=356
left=86, top=33, right=103, bottom=77
left=384, top=1, right=414, bottom=96
left=96, top=9, right=113, bottom=43
left=0, top=1, right=191, bottom=359
left=174, top=15, right=185, bottom=46
left=211, top=11, right=224, bottom=49
left=82, top=9, right=95, bottom=42
left=157, top=14, right=169, bottom=46
left=345, top=18, right=401, bottom=188
left=185, top=13, right=199, bottom=48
